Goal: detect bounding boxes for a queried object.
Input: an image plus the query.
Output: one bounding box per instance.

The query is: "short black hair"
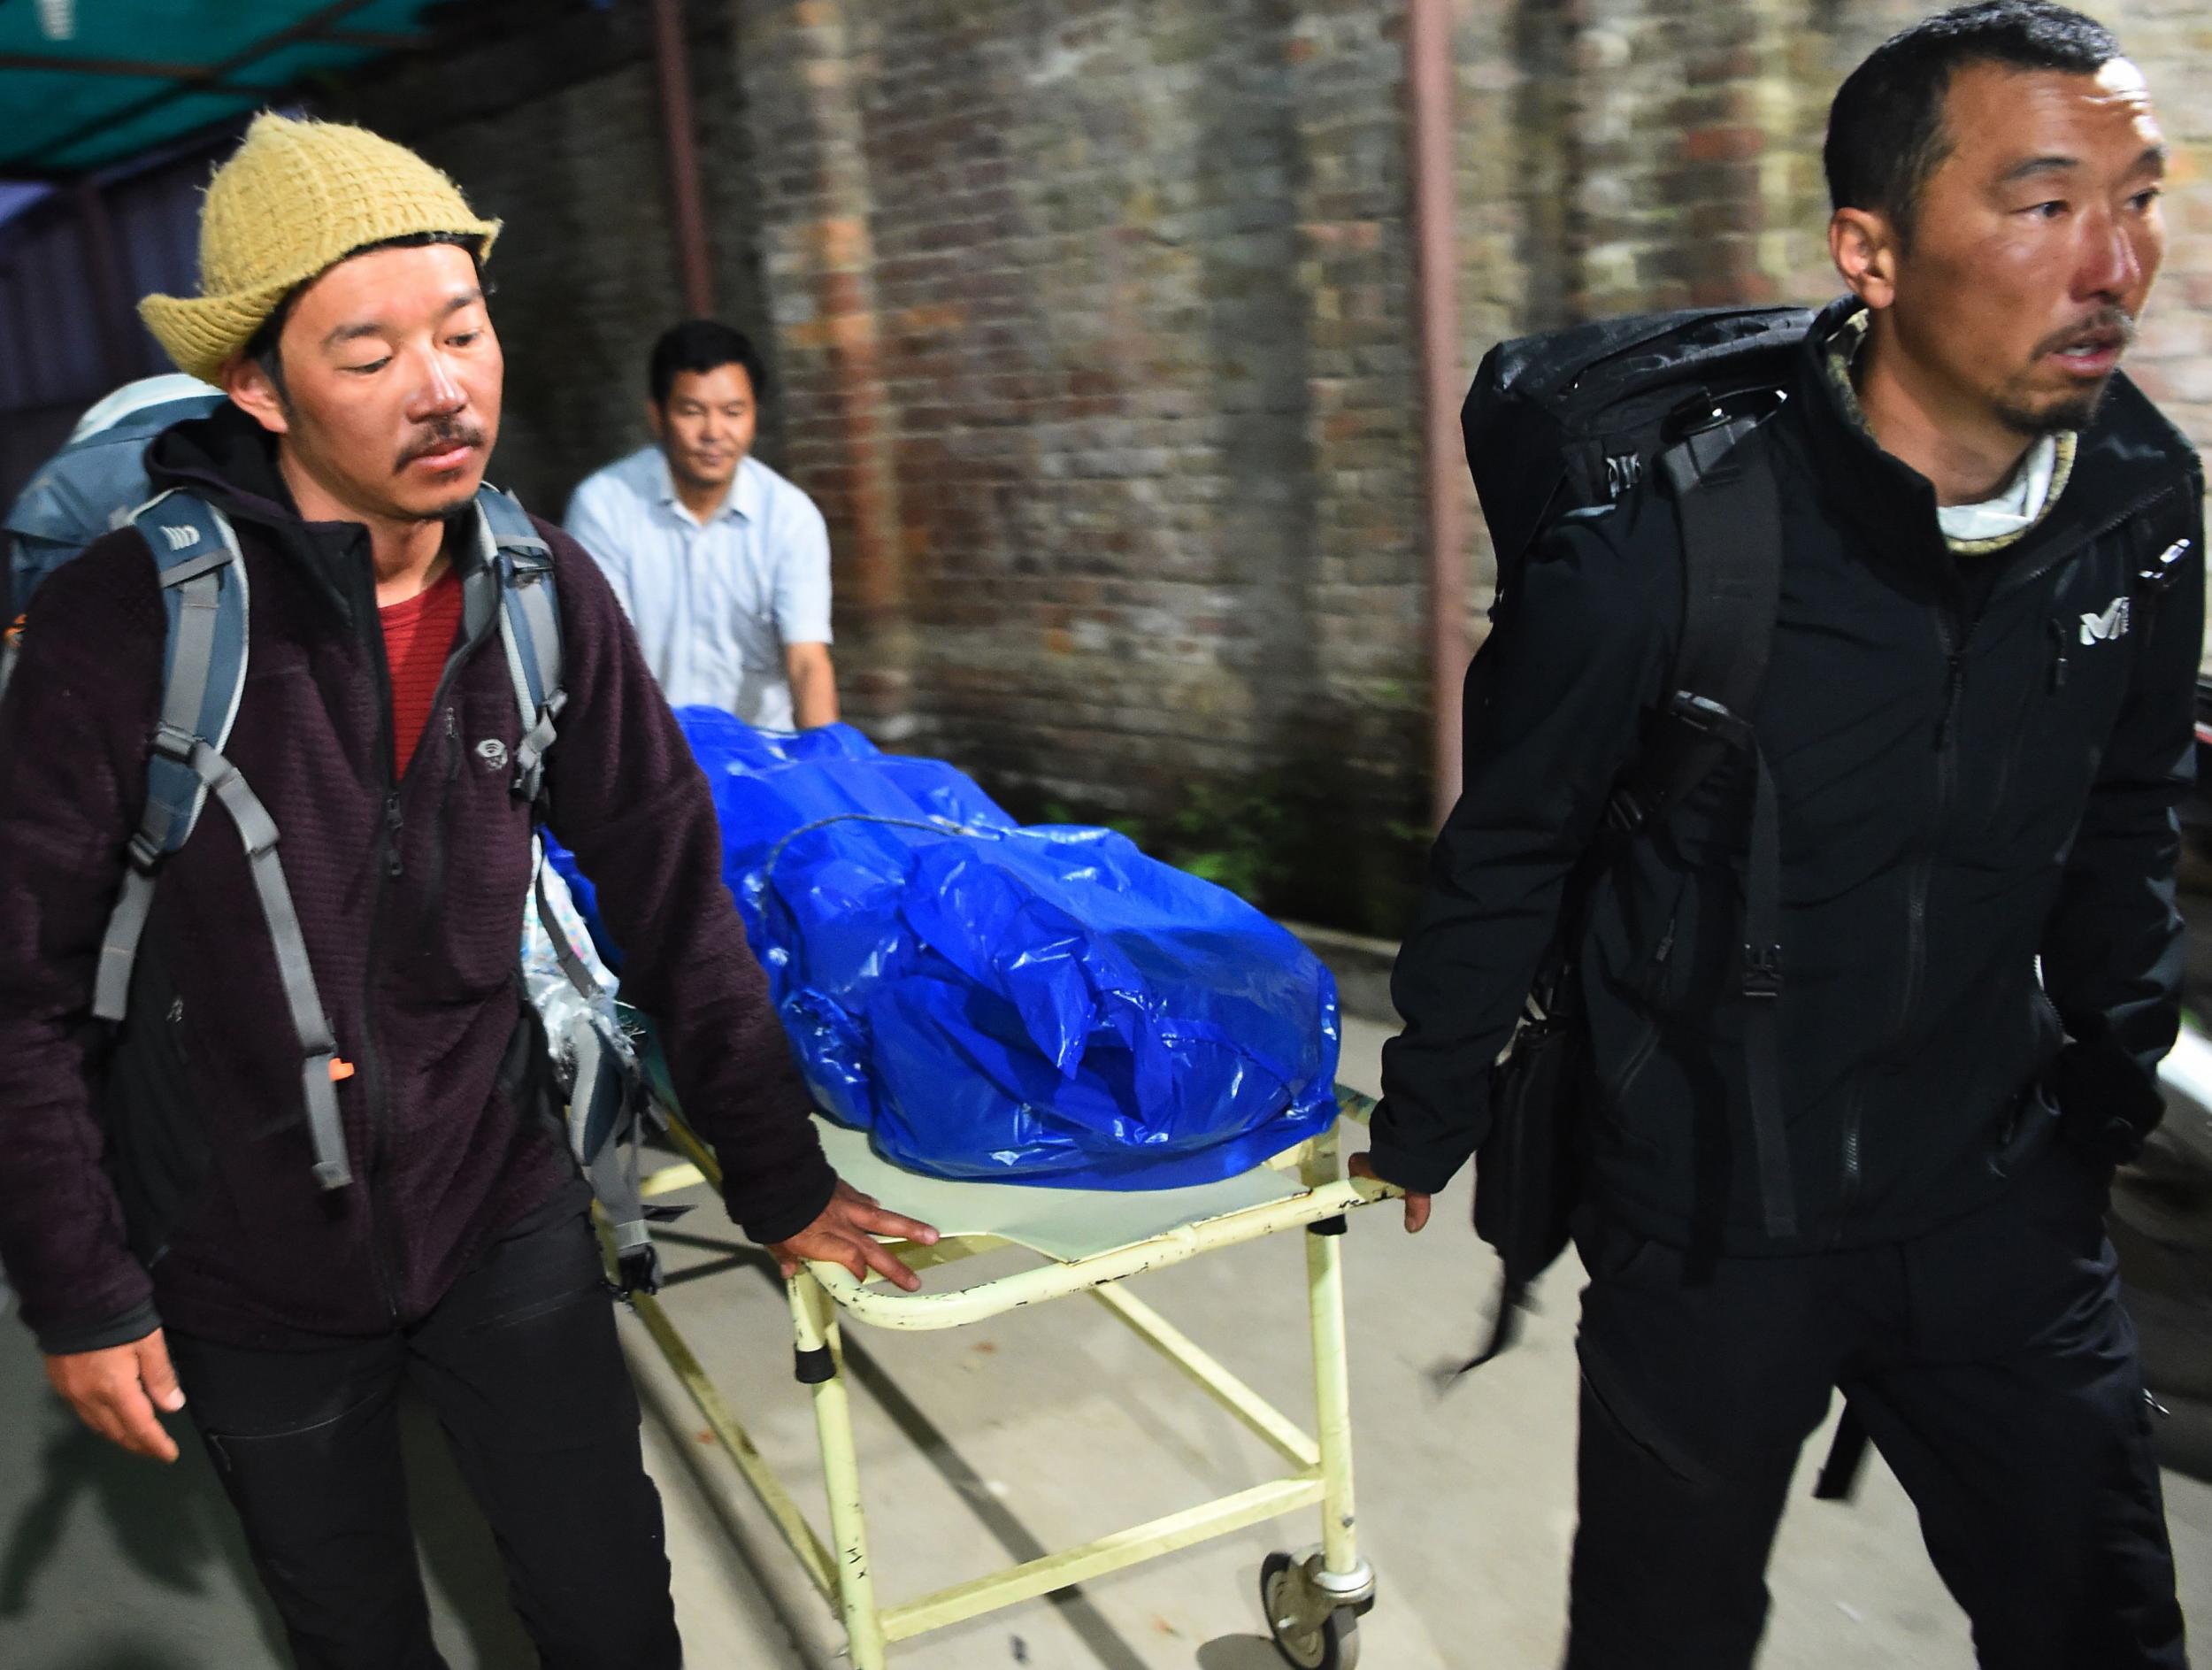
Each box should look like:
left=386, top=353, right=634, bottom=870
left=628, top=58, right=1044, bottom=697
left=649, top=319, right=770, bottom=408
left=241, top=230, right=488, bottom=402
left=1825, top=2, right=2121, bottom=242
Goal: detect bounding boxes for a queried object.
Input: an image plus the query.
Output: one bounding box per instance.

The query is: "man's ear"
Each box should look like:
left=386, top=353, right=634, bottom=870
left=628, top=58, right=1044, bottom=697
left=644, top=398, right=666, bottom=443
left=223, top=353, right=290, bottom=437
left=1830, top=207, right=1901, bottom=312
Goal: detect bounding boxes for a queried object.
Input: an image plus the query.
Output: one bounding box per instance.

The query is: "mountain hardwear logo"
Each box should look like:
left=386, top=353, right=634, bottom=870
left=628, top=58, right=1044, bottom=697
left=2079, top=597, right=2131, bottom=645
left=159, top=522, right=200, bottom=551
left=475, top=738, right=509, bottom=771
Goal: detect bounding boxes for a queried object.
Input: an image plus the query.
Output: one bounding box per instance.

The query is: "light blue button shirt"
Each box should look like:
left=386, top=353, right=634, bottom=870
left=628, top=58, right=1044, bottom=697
left=564, top=447, right=833, bottom=730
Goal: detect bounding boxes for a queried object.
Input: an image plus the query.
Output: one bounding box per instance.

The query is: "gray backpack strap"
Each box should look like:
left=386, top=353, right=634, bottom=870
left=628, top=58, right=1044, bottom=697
left=529, top=851, right=668, bottom=1295
left=187, top=743, right=350, bottom=1190
left=573, top=1020, right=662, bottom=1293
left=483, top=496, right=662, bottom=1289
left=96, top=494, right=250, bottom=1021
left=535, top=863, right=605, bottom=1004
left=474, top=487, right=565, bottom=804
left=96, top=492, right=351, bottom=1192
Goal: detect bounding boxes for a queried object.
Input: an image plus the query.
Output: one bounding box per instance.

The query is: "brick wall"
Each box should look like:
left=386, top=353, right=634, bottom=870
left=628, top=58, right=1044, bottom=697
left=300, top=0, right=2212, bottom=930
left=727, top=0, right=1437, bottom=922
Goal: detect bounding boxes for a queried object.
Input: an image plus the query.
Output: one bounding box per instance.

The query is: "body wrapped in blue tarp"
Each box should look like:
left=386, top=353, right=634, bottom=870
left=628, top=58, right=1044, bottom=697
left=548, top=710, right=1340, bottom=1189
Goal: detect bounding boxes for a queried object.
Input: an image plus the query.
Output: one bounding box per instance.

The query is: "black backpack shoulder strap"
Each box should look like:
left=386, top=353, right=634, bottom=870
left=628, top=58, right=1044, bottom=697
left=1610, top=416, right=1780, bottom=829
left=1615, top=416, right=1798, bottom=1240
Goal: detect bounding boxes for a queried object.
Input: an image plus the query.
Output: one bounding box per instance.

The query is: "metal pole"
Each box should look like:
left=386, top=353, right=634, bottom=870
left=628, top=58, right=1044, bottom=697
left=790, top=1271, right=887, bottom=1669
left=1300, top=1127, right=1362, bottom=1577
left=649, top=0, right=715, bottom=318
left=1406, top=0, right=1467, bottom=827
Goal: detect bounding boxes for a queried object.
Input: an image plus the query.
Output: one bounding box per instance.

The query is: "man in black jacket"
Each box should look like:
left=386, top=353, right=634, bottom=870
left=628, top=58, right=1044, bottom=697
left=1357, top=5, right=2200, bottom=1666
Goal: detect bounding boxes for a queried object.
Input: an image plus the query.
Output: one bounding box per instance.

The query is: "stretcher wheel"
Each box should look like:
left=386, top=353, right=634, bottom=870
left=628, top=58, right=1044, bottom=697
left=1260, top=1551, right=1361, bottom=1669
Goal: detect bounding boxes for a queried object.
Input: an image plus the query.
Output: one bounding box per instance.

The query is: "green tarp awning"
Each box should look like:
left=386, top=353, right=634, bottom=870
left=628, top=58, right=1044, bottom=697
left=0, top=0, right=437, bottom=178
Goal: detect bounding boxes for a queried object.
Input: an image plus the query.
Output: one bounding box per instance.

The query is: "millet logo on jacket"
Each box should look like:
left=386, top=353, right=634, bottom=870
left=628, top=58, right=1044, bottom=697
left=2079, top=596, right=2131, bottom=646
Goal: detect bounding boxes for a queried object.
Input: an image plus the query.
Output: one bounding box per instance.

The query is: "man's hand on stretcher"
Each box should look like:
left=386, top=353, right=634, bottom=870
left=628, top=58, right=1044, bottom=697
left=768, top=1179, right=941, bottom=1291
left=1348, top=1153, right=1431, bottom=1234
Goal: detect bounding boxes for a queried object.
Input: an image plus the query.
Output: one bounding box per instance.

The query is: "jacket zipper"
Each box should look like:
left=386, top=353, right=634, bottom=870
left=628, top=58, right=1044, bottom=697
left=1985, top=480, right=2184, bottom=611
left=1854, top=591, right=1976, bottom=1228
left=1894, top=609, right=1965, bottom=1035
left=358, top=566, right=404, bottom=1322
left=359, top=554, right=501, bottom=1321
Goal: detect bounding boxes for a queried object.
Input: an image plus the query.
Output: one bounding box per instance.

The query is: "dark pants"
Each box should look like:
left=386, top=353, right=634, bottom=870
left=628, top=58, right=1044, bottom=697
left=1565, top=1146, right=2186, bottom=1670
left=167, top=1204, right=682, bottom=1670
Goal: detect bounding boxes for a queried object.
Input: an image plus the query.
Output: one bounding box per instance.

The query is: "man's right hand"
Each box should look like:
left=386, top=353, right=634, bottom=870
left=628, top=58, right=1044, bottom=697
left=44, top=1329, right=185, bottom=1462
left=1348, top=1152, right=1432, bottom=1233
left=767, top=1179, right=941, bottom=1291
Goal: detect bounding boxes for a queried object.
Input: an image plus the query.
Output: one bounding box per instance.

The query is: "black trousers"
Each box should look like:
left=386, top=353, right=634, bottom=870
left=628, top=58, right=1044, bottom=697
left=166, top=1204, right=682, bottom=1670
left=1565, top=1146, right=2186, bottom=1670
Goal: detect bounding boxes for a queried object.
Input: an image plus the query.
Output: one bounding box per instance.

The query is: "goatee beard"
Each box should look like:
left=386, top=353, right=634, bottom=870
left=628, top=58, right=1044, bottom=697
left=1994, top=381, right=2108, bottom=438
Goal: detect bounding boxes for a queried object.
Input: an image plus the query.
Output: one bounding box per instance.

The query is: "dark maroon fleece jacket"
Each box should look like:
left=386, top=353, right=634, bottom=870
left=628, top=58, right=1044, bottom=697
left=0, top=405, right=836, bottom=1352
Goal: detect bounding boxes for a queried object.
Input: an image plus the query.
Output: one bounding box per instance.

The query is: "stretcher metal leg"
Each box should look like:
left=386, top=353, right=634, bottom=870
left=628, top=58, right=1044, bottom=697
left=1307, top=1209, right=1363, bottom=1580
left=791, top=1270, right=888, bottom=1670
left=1301, top=1126, right=1365, bottom=1585
left=1260, top=1125, right=1375, bottom=1668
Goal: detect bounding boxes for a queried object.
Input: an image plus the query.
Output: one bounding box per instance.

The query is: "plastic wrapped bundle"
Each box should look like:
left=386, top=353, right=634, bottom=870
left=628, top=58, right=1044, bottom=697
left=549, top=711, right=1340, bottom=1189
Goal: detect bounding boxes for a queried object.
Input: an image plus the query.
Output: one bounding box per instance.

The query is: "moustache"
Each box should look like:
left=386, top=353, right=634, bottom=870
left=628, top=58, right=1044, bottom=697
left=396, top=424, right=487, bottom=473
left=2032, top=307, right=2136, bottom=360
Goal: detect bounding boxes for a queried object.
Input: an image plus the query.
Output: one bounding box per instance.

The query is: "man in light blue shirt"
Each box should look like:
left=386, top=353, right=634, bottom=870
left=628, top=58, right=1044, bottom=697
left=565, top=321, right=838, bottom=729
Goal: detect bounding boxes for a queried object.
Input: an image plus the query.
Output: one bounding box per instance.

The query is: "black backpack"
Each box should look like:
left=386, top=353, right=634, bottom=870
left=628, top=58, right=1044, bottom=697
left=1453, top=305, right=1813, bottom=1365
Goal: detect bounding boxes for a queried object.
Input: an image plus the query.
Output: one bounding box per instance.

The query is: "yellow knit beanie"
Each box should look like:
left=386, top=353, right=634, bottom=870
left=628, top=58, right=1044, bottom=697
left=140, top=112, right=502, bottom=384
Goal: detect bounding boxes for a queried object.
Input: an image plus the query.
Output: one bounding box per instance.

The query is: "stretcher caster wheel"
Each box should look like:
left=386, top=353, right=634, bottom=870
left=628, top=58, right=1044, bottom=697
left=1260, top=1551, right=1366, bottom=1669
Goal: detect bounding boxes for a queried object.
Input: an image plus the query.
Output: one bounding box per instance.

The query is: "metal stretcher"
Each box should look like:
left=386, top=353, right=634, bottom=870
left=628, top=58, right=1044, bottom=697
left=614, top=1087, right=1400, bottom=1670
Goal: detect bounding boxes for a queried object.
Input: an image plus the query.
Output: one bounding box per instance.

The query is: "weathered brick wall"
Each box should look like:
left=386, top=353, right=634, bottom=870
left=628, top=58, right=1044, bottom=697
left=731, top=0, right=1436, bottom=920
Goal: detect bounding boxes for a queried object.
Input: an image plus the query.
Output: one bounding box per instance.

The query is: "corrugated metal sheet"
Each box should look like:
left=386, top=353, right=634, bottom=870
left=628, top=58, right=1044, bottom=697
left=0, top=141, right=212, bottom=500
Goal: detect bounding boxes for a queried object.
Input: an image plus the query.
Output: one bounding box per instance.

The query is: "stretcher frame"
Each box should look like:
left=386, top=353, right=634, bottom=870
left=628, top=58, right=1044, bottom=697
left=615, top=1088, right=1399, bottom=1669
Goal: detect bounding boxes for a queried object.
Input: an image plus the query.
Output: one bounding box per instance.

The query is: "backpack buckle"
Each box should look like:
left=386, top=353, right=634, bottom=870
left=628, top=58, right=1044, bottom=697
left=1741, top=943, right=1783, bottom=1000
left=151, top=721, right=199, bottom=764
left=125, top=832, right=163, bottom=874
left=502, top=546, right=555, bottom=584
left=1666, top=691, right=1754, bottom=750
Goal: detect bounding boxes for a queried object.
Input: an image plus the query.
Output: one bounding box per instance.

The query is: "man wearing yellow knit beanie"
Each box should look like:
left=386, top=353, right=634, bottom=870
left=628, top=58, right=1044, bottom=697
left=0, top=113, right=936, bottom=1670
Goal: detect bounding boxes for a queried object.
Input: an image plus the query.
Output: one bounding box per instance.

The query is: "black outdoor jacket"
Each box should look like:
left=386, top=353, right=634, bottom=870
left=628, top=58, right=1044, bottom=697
left=1371, top=296, right=2206, bottom=1254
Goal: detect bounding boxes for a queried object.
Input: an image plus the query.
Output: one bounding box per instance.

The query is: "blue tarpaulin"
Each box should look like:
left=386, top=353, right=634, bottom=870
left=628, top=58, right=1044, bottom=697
left=549, top=711, right=1340, bottom=1189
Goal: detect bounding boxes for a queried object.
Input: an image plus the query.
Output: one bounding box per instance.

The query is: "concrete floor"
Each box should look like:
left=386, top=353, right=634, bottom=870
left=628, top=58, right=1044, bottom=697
left=4, top=1015, right=2209, bottom=1669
